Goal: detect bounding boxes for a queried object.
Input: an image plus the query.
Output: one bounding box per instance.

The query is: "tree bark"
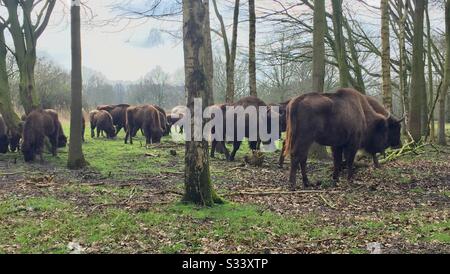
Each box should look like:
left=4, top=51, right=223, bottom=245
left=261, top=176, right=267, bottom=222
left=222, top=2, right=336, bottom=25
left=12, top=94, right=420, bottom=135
left=408, top=0, right=426, bottom=142
left=67, top=1, right=87, bottom=169
left=438, top=0, right=449, bottom=145
left=398, top=0, right=409, bottom=136
left=309, top=0, right=328, bottom=159
left=248, top=0, right=257, bottom=97
left=331, top=0, right=350, bottom=88
left=3, top=0, right=56, bottom=114
left=381, top=0, right=392, bottom=112
left=212, top=0, right=240, bottom=103
left=183, top=0, right=221, bottom=206
left=0, top=25, right=21, bottom=139
left=425, top=5, right=434, bottom=140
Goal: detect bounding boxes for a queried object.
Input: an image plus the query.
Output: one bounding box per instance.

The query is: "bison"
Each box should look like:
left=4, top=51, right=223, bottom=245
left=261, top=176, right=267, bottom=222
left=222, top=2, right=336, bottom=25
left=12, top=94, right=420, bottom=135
left=125, top=105, right=164, bottom=145
left=44, top=109, right=67, bottom=148
left=89, top=110, right=116, bottom=139
left=365, top=95, right=403, bottom=167
left=283, top=88, right=399, bottom=190
left=210, top=96, right=280, bottom=161
left=97, top=104, right=130, bottom=134
left=21, top=109, right=63, bottom=162
left=152, top=105, right=170, bottom=136
left=0, top=115, right=9, bottom=153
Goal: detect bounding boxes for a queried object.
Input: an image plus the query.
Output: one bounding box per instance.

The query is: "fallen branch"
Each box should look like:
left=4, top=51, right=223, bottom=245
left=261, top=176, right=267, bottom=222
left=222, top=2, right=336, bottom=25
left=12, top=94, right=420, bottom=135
left=319, top=194, right=336, bottom=209
left=224, top=189, right=339, bottom=197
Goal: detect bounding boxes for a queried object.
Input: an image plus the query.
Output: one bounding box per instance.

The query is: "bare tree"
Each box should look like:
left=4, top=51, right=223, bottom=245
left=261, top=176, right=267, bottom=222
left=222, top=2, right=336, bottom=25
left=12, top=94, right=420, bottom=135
left=212, top=0, right=240, bottom=103
left=68, top=0, right=86, bottom=169
left=438, top=0, right=449, bottom=145
left=183, top=0, right=221, bottom=206
left=1, top=0, right=56, bottom=114
left=381, top=0, right=392, bottom=111
left=248, top=0, right=257, bottom=97
left=409, top=0, right=426, bottom=142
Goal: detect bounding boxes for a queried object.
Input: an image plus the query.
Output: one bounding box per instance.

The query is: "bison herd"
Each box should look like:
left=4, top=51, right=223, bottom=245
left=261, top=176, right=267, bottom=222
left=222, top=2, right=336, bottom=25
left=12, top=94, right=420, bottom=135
left=0, top=88, right=403, bottom=189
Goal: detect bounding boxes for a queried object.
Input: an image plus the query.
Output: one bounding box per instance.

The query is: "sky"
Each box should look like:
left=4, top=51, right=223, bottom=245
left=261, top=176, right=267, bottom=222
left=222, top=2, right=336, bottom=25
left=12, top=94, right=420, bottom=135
left=34, top=0, right=446, bottom=83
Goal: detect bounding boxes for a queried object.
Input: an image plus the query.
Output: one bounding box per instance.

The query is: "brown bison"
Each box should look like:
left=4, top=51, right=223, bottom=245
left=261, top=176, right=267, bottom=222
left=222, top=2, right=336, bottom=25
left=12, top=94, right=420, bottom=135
left=365, top=95, right=403, bottom=167
left=125, top=105, right=164, bottom=145
left=21, top=109, right=63, bottom=162
left=97, top=104, right=130, bottom=134
left=44, top=109, right=67, bottom=148
left=0, top=115, right=9, bottom=153
left=152, top=105, right=170, bottom=136
left=283, top=88, right=399, bottom=190
left=82, top=114, right=86, bottom=142
left=89, top=110, right=116, bottom=139
left=210, top=96, right=280, bottom=161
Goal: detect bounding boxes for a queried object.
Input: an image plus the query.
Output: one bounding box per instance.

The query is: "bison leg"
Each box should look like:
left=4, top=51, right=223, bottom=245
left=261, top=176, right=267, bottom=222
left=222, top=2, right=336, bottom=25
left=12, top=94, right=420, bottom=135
left=91, top=125, right=95, bottom=138
left=96, top=128, right=100, bottom=138
left=372, top=154, right=381, bottom=168
left=331, top=146, right=343, bottom=186
left=343, top=147, right=358, bottom=183
left=49, top=135, right=58, bottom=156
left=116, top=125, right=122, bottom=135
left=229, top=141, right=241, bottom=161
left=288, top=156, right=300, bottom=191
left=210, top=140, right=217, bottom=158
left=278, top=140, right=286, bottom=168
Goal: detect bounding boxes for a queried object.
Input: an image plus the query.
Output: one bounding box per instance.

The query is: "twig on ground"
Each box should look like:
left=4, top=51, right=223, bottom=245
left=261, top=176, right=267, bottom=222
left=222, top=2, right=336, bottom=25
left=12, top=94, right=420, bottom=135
left=224, top=189, right=339, bottom=197
left=319, top=194, right=336, bottom=209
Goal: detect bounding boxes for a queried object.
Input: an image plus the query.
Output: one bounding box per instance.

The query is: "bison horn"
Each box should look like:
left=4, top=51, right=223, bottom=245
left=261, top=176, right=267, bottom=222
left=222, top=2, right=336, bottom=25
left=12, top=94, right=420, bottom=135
left=397, top=116, right=406, bottom=123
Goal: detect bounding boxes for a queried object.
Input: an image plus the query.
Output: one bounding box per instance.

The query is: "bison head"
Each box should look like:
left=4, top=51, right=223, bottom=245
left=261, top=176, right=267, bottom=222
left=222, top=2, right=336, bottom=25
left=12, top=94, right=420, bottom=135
left=365, top=118, right=389, bottom=155
left=387, top=116, right=403, bottom=149
left=58, top=134, right=68, bottom=148
left=106, top=126, right=117, bottom=139
left=0, top=134, right=9, bottom=153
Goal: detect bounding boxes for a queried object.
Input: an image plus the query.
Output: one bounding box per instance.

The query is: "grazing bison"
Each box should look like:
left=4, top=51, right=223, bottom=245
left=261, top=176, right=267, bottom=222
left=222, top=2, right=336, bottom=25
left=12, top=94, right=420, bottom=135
left=90, top=110, right=116, bottom=139
left=210, top=96, right=280, bottom=161
left=125, top=105, right=164, bottom=145
left=44, top=109, right=67, bottom=148
left=0, top=115, right=9, bottom=153
left=21, top=109, right=63, bottom=162
left=97, top=104, right=130, bottom=134
left=365, top=96, right=403, bottom=167
left=284, top=88, right=395, bottom=190
left=152, top=105, right=170, bottom=136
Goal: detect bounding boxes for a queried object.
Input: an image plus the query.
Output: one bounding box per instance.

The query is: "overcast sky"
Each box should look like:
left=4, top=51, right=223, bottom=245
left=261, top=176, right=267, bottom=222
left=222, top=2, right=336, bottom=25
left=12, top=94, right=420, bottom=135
left=34, top=0, right=446, bottom=82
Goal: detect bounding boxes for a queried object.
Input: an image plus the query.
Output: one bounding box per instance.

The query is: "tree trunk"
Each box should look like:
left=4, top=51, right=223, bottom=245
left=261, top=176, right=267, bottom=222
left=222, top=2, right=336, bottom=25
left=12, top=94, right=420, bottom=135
left=248, top=0, right=257, bottom=97
left=426, top=5, right=434, bottom=140
left=204, top=0, right=214, bottom=106
left=183, top=0, right=221, bottom=206
left=67, top=1, right=87, bottom=169
left=3, top=0, right=56, bottom=114
left=408, top=0, right=426, bottom=143
left=331, top=0, right=350, bottom=88
left=309, top=0, right=328, bottom=159
left=398, top=0, right=409, bottom=136
left=438, top=0, right=449, bottom=145
left=344, top=18, right=366, bottom=94
left=0, top=26, right=21, bottom=139
left=381, top=0, right=392, bottom=112
left=212, top=0, right=240, bottom=103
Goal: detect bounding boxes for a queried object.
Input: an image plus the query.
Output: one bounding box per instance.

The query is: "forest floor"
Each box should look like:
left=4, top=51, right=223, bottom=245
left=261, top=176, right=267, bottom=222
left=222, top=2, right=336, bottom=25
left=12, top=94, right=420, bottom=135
left=0, top=123, right=449, bottom=254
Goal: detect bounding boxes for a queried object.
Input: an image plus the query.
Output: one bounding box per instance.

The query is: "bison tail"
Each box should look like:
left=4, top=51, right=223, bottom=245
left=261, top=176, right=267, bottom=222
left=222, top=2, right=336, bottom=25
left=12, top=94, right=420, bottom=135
left=283, top=99, right=298, bottom=158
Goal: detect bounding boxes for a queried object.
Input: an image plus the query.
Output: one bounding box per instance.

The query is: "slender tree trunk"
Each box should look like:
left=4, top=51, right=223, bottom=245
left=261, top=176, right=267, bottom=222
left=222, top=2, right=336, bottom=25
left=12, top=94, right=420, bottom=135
left=0, top=26, right=21, bottom=138
left=3, top=0, right=56, bottom=114
left=331, top=0, right=350, bottom=87
left=381, top=0, right=392, bottom=112
left=409, top=0, right=426, bottom=142
left=67, top=1, right=87, bottom=169
left=344, top=19, right=366, bottom=94
left=426, top=6, right=434, bottom=140
left=204, top=0, right=214, bottom=106
left=183, top=0, right=221, bottom=206
left=438, top=0, right=449, bottom=145
left=398, top=0, right=409, bottom=136
left=309, top=0, right=328, bottom=159
left=212, top=0, right=240, bottom=103
left=248, top=0, right=257, bottom=97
